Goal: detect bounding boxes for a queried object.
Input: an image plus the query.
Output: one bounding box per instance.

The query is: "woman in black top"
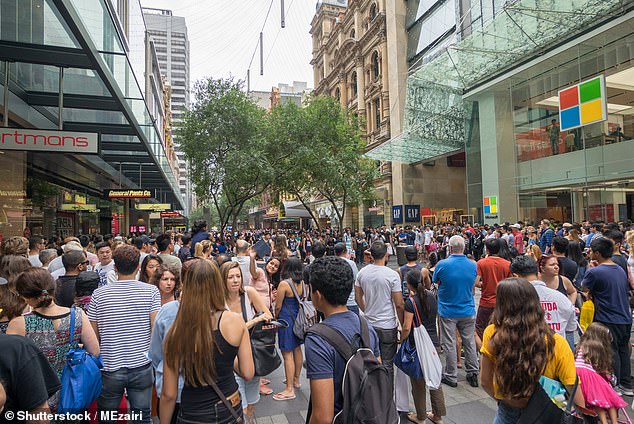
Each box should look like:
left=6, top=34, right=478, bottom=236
left=160, top=259, right=254, bottom=424
left=401, top=269, right=445, bottom=424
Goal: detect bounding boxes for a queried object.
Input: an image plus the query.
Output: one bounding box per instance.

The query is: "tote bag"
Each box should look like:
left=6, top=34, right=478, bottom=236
left=411, top=299, right=442, bottom=390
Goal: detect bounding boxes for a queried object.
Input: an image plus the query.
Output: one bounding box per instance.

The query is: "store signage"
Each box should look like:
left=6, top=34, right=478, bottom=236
left=392, top=205, right=403, bottom=224
left=60, top=204, right=97, bottom=211
left=105, top=189, right=153, bottom=199
left=136, top=203, right=170, bottom=211
left=0, top=128, right=98, bottom=153
left=404, top=205, right=420, bottom=223
left=74, top=194, right=87, bottom=205
left=160, top=211, right=181, bottom=218
left=558, top=75, right=607, bottom=131
left=368, top=207, right=382, bottom=212
left=483, top=196, right=498, bottom=215
left=0, top=190, right=26, bottom=198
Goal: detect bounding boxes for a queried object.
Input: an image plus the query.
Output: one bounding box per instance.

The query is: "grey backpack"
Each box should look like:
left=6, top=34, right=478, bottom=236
left=307, top=316, right=399, bottom=424
left=288, top=279, right=318, bottom=339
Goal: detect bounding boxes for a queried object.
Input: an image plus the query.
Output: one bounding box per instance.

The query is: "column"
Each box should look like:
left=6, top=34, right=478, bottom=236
left=356, top=57, right=365, bottom=111
left=339, top=73, right=347, bottom=107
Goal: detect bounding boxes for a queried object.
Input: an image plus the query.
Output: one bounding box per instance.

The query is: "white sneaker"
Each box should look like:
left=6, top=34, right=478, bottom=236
left=614, top=386, right=624, bottom=396
left=619, top=386, right=634, bottom=397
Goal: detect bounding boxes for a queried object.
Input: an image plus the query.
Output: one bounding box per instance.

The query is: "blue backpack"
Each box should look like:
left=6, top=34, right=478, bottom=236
left=58, top=307, right=104, bottom=413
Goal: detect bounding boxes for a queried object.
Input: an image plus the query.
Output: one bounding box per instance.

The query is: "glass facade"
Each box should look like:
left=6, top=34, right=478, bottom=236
left=465, top=16, right=634, bottom=224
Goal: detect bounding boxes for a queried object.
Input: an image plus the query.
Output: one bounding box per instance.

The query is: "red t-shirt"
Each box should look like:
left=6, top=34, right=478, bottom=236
left=477, top=256, right=512, bottom=308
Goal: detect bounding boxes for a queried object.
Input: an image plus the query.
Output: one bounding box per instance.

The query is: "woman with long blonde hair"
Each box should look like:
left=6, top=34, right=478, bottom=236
left=481, top=278, right=584, bottom=423
left=159, top=259, right=254, bottom=424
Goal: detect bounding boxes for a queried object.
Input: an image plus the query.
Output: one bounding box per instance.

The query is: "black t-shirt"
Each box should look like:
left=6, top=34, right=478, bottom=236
left=55, top=275, right=79, bottom=308
left=557, top=257, right=579, bottom=284
left=405, top=293, right=439, bottom=347
left=612, top=254, right=629, bottom=277
left=0, top=334, right=60, bottom=423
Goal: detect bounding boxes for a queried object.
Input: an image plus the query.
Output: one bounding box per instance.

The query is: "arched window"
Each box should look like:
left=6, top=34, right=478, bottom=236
left=351, top=71, right=358, bottom=97
left=350, top=29, right=356, bottom=39
left=369, top=3, right=377, bottom=20
left=335, top=87, right=341, bottom=101
left=372, top=51, right=380, bottom=80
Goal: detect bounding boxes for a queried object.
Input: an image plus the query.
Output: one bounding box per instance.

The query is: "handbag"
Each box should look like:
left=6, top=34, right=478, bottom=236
left=519, top=376, right=597, bottom=424
left=411, top=298, right=442, bottom=390
left=58, top=307, right=104, bottom=413
left=240, top=294, right=282, bottom=377
left=394, top=337, right=423, bottom=379
left=288, top=280, right=318, bottom=339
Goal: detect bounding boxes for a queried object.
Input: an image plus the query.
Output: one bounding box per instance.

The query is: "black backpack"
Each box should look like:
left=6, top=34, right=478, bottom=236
left=307, top=316, right=399, bottom=424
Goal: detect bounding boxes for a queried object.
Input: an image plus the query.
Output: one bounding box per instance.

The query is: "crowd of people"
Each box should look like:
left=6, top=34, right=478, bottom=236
left=0, top=217, right=633, bottom=424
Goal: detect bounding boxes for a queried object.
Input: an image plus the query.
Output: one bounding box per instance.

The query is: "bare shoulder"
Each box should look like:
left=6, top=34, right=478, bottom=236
left=219, top=310, right=247, bottom=345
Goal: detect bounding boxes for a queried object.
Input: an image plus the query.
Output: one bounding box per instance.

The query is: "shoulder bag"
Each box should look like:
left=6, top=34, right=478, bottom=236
left=411, top=297, right=442, bottom=389
left=240, top=293, right=282, bottom=377
left=288, top=279, right=317, bottom=339
left=58, top=307, right=104, bottom=413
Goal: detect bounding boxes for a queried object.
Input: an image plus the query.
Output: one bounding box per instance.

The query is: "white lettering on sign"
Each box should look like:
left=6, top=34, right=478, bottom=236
left=0, top=128, right=98, bottom=153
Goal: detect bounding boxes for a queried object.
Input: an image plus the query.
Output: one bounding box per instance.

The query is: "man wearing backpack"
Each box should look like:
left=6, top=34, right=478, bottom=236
left=305, top=256, right=397, bottom=424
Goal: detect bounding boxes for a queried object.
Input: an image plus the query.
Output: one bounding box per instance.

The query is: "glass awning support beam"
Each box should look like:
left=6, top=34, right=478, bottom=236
left=3, top=61, right=9, bottom=127
left=0, top=40, right=92, bottom=69
left=27, top=92, right=120, bottom=111
left=503, top=9, right=539, bottom=47
left=58, top=67, right=64, bottom=130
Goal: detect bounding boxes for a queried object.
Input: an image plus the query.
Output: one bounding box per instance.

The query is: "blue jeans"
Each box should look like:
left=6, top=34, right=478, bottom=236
left=494, top=401, right=521, bottom=424
left=98, top=363, right=153, bottom=424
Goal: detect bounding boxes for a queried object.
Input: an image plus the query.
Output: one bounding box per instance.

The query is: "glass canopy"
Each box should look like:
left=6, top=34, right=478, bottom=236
left=366, top=0, right=634, bottom=163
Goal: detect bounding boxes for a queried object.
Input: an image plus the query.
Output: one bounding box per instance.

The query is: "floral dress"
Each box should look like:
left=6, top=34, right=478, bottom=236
left=24, top=308, right=82, bottom=411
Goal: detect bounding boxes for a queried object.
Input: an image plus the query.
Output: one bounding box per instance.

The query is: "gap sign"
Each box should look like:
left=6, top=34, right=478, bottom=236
left=405, top=205, right=420, bottom=223
left=559, top=75, right=607, bottom=131
left=392, top=205, right=403, bottom=224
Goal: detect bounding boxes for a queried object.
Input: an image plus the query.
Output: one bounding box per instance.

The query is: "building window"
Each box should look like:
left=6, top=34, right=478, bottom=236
left=350, top=29, right=356, bottom=39
left=372, top=51, right=380, bottom=80
left=335, top=88, right=341, bottom=101
left=369, top=3, right=377, bottom=20
left=374, top=98, right=381, bottom=129
left=351, top=71, right=357, bottom=97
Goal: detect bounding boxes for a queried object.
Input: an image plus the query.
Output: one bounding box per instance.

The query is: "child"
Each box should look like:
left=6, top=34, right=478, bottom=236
left=575, top=323, right=627, bottom=424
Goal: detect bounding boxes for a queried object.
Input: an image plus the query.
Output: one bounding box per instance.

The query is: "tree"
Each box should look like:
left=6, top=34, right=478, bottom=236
left=178, top=77, right=272, bottom=231
left=270, top=96, right=377, bottom=230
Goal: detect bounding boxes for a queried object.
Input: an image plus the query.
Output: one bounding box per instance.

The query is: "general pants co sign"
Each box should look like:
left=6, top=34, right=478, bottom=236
left=0, top=128, right=99, bottom=154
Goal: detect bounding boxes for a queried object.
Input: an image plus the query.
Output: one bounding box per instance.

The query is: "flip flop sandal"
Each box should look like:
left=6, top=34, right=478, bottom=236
left=282, top=379, right=301, bottom=388
left=426, top=412, right=444, bottom=424
left=272, top=392, right=296, bottom=401
left=259, top=384, right=273, bottom=395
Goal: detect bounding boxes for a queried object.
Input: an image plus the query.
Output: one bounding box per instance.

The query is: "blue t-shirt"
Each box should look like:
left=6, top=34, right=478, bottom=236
left=582, top=263, right=632, bottom=325
left=432, top=254, right=477, bottom=318
left=305, top=311, right=380, bottom=415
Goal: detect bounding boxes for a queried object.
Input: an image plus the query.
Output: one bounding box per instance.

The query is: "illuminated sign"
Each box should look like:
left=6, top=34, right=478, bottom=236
left=105, top=189, right=153, bottom=199
left=160, top=211, right=181, bottom=218
left=136, top=203, right=170, bottom=211
left=60, top=204, right=97, bottom=211
left=483, top=196, right=497, bottom=215
left=0, top=128, right=98, bottom=153
left=558, top=75, right=607, bottom=131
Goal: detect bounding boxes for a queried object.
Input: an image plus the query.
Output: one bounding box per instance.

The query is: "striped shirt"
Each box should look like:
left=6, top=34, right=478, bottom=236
left=88, top=279, right=161, bottom=372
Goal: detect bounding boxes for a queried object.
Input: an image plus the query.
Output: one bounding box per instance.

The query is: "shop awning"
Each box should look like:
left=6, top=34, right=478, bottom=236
left=366, top=0, right=634, bottom=164
left=0, top=0, right=183, bottom=209
left=282, top=201, right=313, bottom=218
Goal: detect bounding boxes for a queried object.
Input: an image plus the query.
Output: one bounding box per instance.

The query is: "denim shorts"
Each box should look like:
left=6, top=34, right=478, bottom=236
left=236, top=375, right=261, bottom=408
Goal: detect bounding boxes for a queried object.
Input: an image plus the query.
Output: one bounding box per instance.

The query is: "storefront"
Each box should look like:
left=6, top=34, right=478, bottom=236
left=367, top=0, right=634, bottom=225
left=465, top=11, right=634, bottom=224
left=0, top=0, right=183, bottom=239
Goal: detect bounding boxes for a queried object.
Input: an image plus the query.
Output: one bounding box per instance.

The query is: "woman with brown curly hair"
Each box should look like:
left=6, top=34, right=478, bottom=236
left=480, top=278, right=584, bottom=423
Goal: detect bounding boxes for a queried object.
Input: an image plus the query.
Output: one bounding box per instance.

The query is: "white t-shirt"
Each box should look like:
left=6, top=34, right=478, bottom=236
left=355, top=264, right=401, bottom=329
left=29, top=254, right=42, bottom=267
left=95, top=261, right=116, bottom=287
left=48, top=256, right=64, bottom=273
left=340, top=256, right=358, bottom=307
left=424, top=230, right=434, bottom=245
left=231, top=256, right=252, bottom=287
left=530, top=280, right=576, bottom=337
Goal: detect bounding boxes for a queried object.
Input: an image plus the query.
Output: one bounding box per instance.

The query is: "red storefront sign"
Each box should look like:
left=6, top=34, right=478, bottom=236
left=0, top=128, right=98, bottom=153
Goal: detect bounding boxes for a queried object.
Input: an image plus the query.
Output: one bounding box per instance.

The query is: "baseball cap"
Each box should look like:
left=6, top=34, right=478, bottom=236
left=510, top=224, right=521, bottom=229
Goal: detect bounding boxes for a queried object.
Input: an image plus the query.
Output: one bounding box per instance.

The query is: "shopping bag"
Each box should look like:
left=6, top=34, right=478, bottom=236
left=579, top=300, right=595, bottom=332
left=413, top=325, right=442, bottom=390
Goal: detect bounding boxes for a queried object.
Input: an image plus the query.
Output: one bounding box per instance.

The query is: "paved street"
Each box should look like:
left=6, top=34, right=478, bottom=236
left=256, top=259, right=634, bottom=424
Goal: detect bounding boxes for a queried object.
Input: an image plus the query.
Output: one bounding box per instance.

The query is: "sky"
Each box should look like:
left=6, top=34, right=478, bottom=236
left=139, top=0, right=316, bottom=93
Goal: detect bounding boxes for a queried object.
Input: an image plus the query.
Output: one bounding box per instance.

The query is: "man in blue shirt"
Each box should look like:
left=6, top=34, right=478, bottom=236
left=582, top=237, right=633, bottom=396
left=539, top=219, right=555, bottom=254
left=305, top=256, right=381, bottom=423
left=432, top=235, right=479, bottom=388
